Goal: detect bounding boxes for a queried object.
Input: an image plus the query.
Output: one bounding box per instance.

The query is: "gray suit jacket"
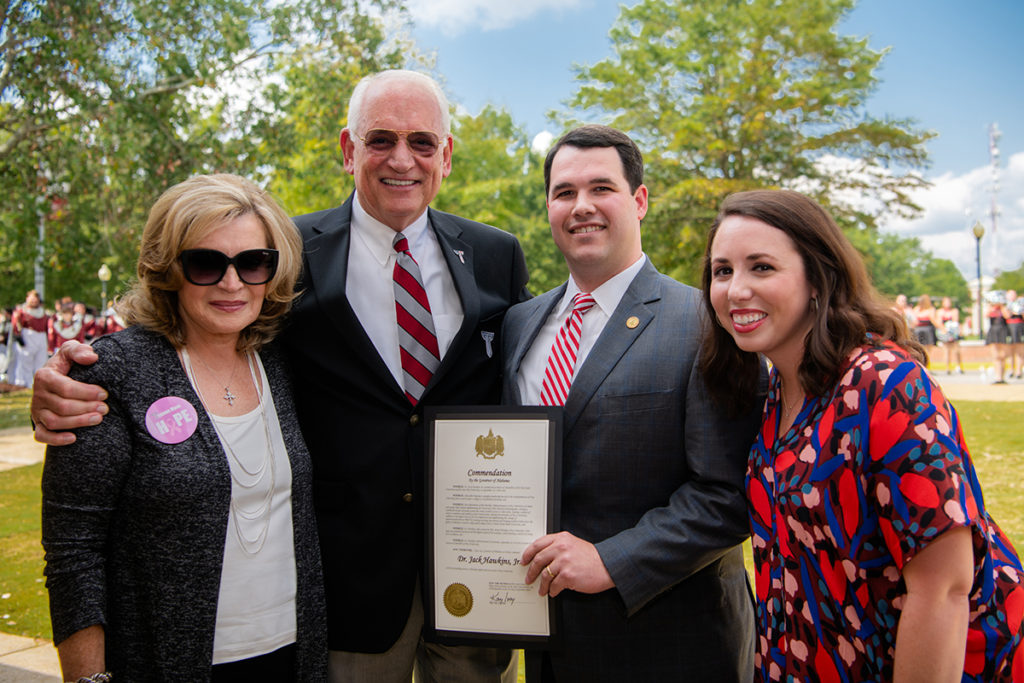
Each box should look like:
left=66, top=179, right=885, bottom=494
left=502, top=260, right=760, bottom=682
left=43, top=326, right=327, bottom=680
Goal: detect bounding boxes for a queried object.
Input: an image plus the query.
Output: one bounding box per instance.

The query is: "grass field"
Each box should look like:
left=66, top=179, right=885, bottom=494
left=1, top=395, right=1022, bottom=645
left=0, top=388, right=30, bottom=430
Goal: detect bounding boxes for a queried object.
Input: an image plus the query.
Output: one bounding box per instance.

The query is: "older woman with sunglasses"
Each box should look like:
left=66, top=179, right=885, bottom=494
left=42, top=174, right=327, bottom=681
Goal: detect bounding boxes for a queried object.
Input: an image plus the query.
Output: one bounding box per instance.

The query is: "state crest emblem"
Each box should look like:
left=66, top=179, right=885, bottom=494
left=474, top=429, right=504, bottom=459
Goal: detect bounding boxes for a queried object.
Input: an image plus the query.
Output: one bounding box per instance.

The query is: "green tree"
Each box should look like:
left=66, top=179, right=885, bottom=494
left=994, top=262, right=1024, bottom=294
left=559, top=0, right=933, bottom=286
left=432, top=106, right=560, bottom=293
left=848, top=229, right=970, bottom=312
left=0, top=0, right=403, bottom=306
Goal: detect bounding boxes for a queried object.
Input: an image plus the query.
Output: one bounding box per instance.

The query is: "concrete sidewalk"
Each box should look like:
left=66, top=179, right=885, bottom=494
left=0, top=633, right=59, bottom=682
left=0, top=369, right=1021, bottom=681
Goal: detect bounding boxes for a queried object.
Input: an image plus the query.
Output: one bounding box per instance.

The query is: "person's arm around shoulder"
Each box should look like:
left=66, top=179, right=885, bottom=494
left=32, top=340, right=108, bottom=446
left=893, top=526, right=973, bottom=683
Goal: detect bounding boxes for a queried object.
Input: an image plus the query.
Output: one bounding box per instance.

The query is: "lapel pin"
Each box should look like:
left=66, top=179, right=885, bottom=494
left=626, top=316, right=639, bottom=329
left=481, top=330, right=494, bottom=358
left=453, top=249, right=465, bottom=264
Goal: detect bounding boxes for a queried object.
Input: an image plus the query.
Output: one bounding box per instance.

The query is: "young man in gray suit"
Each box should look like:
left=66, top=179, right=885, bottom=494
left=502, top=125, right=761, bottom=681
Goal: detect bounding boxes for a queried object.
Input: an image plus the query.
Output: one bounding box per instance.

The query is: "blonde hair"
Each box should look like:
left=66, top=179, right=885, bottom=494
left=118, top=174, right=302, bottom=352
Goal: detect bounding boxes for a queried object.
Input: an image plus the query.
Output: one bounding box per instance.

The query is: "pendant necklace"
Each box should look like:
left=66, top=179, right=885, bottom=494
left=190, top=348, right=240, bottom=406
left=779, top=379, right=804, bottom=425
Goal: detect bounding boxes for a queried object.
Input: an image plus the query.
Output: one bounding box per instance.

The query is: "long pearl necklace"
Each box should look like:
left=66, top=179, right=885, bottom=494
left=182, top=348, right=276, bottom=554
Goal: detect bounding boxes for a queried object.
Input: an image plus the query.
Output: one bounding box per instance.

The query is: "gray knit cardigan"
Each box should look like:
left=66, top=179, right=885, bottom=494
left=42, top=326, right=327, bottom=680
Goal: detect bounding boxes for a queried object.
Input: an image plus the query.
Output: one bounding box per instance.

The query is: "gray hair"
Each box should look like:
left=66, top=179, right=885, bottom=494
left=346, top=70, right=451, bottom=136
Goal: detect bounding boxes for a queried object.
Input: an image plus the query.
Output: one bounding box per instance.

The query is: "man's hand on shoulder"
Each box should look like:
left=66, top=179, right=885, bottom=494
left=32, top=341, right=108, bottom=446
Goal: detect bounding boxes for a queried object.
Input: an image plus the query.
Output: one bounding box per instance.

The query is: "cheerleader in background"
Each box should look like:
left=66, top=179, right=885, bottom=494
left=1007, top=290, right=1023, bottom=379
left=986, top=295, right=1010, bottom=384
left=912, top=293, right=940, bottom=365
left=937, top=296, right=964, bottom=374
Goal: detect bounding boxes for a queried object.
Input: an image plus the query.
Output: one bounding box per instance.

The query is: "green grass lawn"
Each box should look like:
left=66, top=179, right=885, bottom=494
left=0, top=388, right=31, bottom=430
left=1, top=397, right=1022, bottom=645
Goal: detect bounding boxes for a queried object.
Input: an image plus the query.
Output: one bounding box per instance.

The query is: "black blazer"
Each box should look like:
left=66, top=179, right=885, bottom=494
left=281, top=194, right=530, bottom=652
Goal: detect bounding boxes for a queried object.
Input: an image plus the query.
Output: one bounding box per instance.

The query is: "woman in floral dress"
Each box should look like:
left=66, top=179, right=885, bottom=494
left=700, top=189, right=1022, bottom=682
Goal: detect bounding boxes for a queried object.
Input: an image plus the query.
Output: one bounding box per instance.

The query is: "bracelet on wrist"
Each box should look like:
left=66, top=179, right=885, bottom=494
left=76, top=673, right=112, bottom=683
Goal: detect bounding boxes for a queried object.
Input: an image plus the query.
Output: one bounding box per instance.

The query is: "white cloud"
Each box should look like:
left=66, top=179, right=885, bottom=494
left=884, top=151, right=1024, bottom=279
left=405, top=0, right=587, bottom=35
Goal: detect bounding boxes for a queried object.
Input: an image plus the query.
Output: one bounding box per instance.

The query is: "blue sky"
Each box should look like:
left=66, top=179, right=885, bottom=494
left=404, top=0, right=1024, bottom=281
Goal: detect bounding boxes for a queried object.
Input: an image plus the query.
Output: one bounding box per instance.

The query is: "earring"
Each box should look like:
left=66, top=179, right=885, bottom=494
left=811, top=297, right=818, bottom=312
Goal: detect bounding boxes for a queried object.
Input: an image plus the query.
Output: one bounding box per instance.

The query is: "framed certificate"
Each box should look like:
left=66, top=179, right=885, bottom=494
left=424, top=406, right=561, bottom=647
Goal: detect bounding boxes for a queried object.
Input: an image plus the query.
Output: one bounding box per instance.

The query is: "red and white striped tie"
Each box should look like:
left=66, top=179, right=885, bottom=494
left=540, top=293, right=596, bottom=406
left=393, top=233, right=440, bottom=405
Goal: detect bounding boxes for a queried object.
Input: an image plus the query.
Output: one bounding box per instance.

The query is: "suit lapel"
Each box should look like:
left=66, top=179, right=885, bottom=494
left=563, top=262, right=662, bottom=433
left=427, top=209, right=479, bottom=389
left=302, top=197, right=405, bottom=398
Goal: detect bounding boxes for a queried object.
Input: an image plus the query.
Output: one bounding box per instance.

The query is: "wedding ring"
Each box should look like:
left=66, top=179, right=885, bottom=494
left=545, top=565, right=556, bottom=579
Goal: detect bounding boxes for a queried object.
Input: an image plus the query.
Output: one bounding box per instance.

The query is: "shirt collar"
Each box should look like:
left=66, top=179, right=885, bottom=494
left=351, top=191, right=430, bottom=265
left=555, top=254, right=647, bottom=318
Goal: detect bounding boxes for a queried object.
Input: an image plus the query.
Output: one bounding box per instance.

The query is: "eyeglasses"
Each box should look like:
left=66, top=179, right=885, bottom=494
left=355, top=129, right=445, bottom=157
left=179, top=248, right=279, bottom=286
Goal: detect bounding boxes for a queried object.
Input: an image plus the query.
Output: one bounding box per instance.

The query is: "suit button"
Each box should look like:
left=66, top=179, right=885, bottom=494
left=402, top=493, right=414, bottom=503
left=409, top=414, right=420, bottom=427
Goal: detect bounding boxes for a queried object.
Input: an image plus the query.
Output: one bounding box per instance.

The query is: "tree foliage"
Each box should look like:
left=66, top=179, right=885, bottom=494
left=0, top=0, right=404, bottom=306
left=559, top=0, right=934, bottom=287
left=432, top=106, right=560, bottom=294
left=847, top=230, right=970, bottom=310
left=994, top=261, right=1024, bottom=294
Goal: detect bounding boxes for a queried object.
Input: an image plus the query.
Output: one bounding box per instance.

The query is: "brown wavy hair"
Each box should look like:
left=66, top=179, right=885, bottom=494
left=699, top=189, right=925, bottom=413
left=117, top=174, right=302, bottom=353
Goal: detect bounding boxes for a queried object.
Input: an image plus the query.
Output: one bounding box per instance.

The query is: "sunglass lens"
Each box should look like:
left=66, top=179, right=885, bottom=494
left=364, top=130, right=399, bottom=151
left=407, top=132, right=440, bottom=154
left=236, top=250, right=278, bottom=284
left=183, top=250, right=227, bottom=285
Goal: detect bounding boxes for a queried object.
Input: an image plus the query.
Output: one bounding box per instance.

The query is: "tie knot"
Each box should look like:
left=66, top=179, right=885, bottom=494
left=572, top=292, right=596, bottom=315
left=393, top=233, right=410, bottom=254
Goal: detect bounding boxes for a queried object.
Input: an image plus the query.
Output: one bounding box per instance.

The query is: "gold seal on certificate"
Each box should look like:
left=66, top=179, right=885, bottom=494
left=443, top=583, right=473, bottom=617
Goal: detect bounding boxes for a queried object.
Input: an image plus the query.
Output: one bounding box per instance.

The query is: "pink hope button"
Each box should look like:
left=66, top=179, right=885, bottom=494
left=145, top=396, right=199, bottom=444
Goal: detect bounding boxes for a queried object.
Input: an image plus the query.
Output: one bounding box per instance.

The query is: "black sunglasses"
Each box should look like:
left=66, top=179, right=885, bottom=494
left=179, top=248, right=279, bottom=286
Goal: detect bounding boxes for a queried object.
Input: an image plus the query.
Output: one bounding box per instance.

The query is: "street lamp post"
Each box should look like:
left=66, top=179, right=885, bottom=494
left=97, top=264, right=112, bottom=314
left=972, top=222, right=985, bottom=340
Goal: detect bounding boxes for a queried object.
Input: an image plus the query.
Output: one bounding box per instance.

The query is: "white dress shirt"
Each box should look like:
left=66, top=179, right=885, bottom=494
left=346, top=192, right=464, bottom=386
left=518, top=255, right=647, bottom=405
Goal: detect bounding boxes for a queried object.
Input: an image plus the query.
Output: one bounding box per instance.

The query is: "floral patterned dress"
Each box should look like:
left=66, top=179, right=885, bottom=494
left=749, top=342, right=1023, bottom=682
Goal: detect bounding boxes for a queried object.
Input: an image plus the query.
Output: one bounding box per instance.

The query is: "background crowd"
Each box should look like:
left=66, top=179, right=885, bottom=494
left=0, top=291, right=125, bottom=389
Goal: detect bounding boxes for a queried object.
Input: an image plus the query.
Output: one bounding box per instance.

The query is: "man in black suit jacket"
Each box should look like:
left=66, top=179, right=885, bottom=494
left=281, top=70, right=529, bottom=681
left=31, top=70, right=529, bottom=683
